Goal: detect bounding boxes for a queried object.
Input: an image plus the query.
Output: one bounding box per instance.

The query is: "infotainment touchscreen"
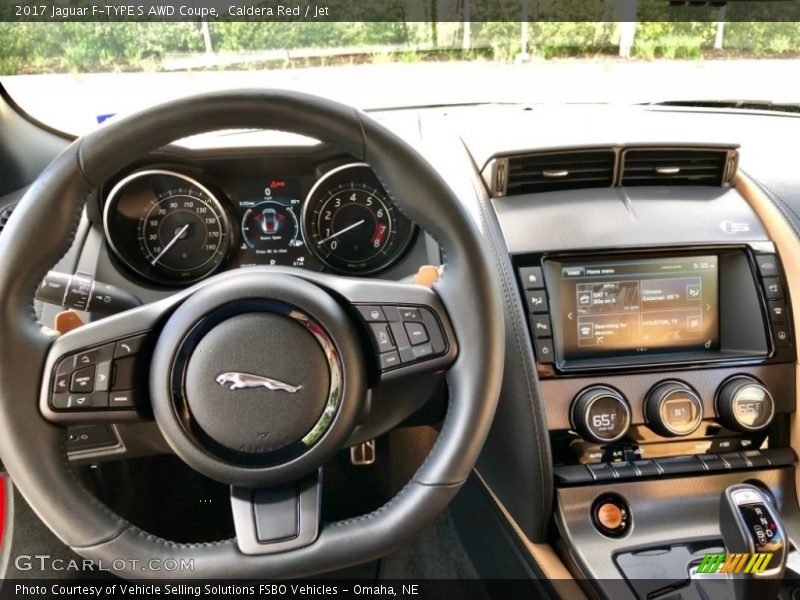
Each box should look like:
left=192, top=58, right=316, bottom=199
left=552, top=255, right=719, bottom=360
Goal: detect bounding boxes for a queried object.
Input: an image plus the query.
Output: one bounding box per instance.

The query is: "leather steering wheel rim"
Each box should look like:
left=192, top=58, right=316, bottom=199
left=0, top=90, right=504, bottom=578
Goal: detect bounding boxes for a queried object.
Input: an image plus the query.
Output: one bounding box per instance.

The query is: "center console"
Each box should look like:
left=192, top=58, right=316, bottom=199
left=515, top=246, right=794, bottom=495
left=514, top=244, right=797, bottom=595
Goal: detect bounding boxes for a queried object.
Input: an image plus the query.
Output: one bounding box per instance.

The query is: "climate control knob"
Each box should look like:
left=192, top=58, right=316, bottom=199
left=716, top=376, right=775, bottom=432
left=571, top=386, right=631, bottom=444
left=644, top=381, right=704, bottom=437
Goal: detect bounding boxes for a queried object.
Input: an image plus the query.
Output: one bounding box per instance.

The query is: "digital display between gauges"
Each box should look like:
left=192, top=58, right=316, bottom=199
left=234, top=178, right=319, bottom=270
left=103, top=170, right=230, bottom=285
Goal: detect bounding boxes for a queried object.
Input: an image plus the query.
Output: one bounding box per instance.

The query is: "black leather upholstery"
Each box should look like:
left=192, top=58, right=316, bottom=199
left=0, top=90, right=504, bottom=577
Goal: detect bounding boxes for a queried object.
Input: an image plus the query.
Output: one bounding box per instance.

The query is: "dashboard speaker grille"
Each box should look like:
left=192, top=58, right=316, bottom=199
left=621, top=148, right=734, bottom=187
left=505, top=150, right=615, bottom=195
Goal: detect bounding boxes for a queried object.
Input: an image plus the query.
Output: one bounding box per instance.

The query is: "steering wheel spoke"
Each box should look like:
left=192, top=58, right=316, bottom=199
left=230, top=469, right=322, bottom=555
left=39, top=296, right=179, bottom=424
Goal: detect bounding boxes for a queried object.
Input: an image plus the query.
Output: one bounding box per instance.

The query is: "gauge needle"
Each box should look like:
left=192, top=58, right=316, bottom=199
left=316, top=219, right=365, bottom=246
left=151, top=224, right=190, bottom=266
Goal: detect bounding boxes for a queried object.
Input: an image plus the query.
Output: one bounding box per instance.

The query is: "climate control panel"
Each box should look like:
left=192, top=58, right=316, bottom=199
left=569, top=376, right=775, bottom=443
left=553, top=368, right=791, bottom=485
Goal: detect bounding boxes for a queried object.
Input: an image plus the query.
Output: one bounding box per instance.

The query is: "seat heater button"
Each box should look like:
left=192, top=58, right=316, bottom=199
left=404, top=322, right=429, bottom=346
left=70, top=365, right=95, bottom=393
left=631, top=459, right=661, bottom=476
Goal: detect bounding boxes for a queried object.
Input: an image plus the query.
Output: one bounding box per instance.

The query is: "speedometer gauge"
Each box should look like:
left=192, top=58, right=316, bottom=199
left=103, top=170, right=230, bottom=285
left=302, top=163, right=415, bottom=275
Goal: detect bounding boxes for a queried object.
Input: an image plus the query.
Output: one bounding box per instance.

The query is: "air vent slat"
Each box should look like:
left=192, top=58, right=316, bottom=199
left=505, top=151, right=615, bottom=194
left=621, top=148, right=730, bottom=187
left=0, top=204, right=16, bottom=235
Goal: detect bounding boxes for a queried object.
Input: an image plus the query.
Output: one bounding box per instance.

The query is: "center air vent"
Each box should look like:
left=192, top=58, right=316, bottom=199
left=621, top=148, right=735, bottom=187
left=504, top=150, right=616, bottom=195
left=0, top=204, right=16, bottom=235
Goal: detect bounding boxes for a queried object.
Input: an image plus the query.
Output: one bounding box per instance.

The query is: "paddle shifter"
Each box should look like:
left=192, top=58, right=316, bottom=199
left=719, top=484, right=787, bottom=599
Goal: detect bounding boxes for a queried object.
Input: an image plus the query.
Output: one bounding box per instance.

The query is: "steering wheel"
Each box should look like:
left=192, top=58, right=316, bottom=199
left=0, top=91, right=504, bottom=578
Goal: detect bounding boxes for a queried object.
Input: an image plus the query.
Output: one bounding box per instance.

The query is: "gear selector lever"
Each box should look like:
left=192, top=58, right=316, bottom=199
left=719, top=484, right=787, bottom=600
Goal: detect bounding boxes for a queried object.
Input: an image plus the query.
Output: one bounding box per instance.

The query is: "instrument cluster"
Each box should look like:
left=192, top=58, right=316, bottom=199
left=102, top=162, right=416, bottom=285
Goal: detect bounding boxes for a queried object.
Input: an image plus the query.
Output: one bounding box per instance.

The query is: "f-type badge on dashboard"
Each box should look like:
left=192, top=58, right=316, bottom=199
left=215, top=372, right=303, bottom=393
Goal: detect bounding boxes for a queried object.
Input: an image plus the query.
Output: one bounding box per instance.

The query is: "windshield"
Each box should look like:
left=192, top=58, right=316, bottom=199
left=3, top=20, right=800, bottom=134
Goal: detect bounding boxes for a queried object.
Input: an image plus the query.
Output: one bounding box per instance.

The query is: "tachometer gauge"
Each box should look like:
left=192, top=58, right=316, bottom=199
left=302, top=163, right=415, bottom=275
left=103, top=170, right=230, bottom=285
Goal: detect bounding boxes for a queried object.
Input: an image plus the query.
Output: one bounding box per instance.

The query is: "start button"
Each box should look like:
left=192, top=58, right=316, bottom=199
left=592, top=495, right=631, bottom=537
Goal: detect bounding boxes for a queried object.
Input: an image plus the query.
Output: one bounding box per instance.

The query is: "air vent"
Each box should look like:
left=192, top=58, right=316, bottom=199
left=0, top=204, right=15, bottom=235
left=504, top=150, right=616, bottom=195
left=621, top=148, right=735, bottom=187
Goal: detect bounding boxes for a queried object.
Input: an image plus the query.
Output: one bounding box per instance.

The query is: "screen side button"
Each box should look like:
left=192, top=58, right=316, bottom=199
left=763, top=277, right=784, bottom=300
left=518, top=267, right=544, bottom=289
left=535, top=338, right=555, bottom=363
left=769, top=301, right=788, bottom=323
left=773, top=324, right=791, bottom=347
left=526, top=290, right=549, bottom=313
left=531, top=315, right=552, bottom=338
left=755, top=254, right=779, bottom=278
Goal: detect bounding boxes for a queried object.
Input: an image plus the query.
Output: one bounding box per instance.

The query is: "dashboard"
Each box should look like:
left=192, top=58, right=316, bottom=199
left=6, top=99, right=800, bottom=597
left=101, top=156, right=418, bottom=286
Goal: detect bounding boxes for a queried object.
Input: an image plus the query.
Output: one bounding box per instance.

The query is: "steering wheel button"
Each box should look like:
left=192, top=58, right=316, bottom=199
left=404, top=322, right=429, bottom=346
left=111, top=356, right=140, bottom=391
left=114, top=334, right=146, bottom=358
left=70, top=366, right=95, bottom=393
left=398, top=307, right=422, bottom=321
left=355, top=305, right=386, bottom=322
left=73, top=343, right=114, bottom=369
left=369, top=323, right=396, bottom=352
left=379, top=351, right=401, bottom=370
left=109, top=390, right=136, bottom=408
left=95, top=360, right=112, bottom=392
left=54, top=373, right=70, bottom=393
left=51, top=393, right=70, bottom=409
left=411, top=344, right=434, bottom=360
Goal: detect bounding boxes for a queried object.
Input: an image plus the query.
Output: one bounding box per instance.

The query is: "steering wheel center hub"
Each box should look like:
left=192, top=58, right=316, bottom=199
left=150, top=272, right=362, bottom=487
left=184, top=311, right=333, bottom=455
